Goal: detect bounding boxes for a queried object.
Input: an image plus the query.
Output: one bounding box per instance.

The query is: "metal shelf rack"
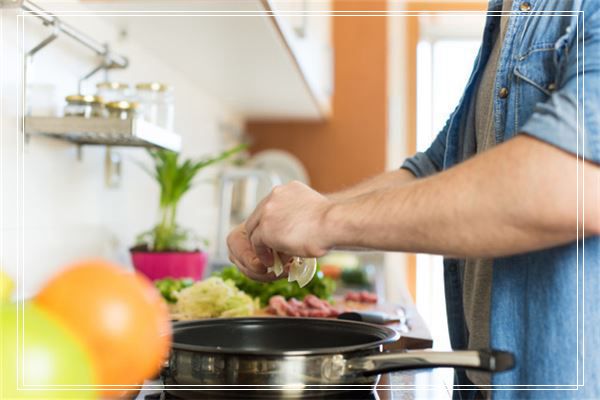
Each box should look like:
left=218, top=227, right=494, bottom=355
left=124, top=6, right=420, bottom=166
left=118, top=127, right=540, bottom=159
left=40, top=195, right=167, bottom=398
left=25, top=116, right=182, bottom=152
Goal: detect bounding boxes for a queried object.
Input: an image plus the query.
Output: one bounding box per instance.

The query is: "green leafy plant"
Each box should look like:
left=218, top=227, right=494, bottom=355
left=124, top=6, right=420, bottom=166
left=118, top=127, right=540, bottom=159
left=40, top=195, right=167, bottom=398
left=215, top=266, right=336, bottom=307
left=135, top=144, right=246, bottom=252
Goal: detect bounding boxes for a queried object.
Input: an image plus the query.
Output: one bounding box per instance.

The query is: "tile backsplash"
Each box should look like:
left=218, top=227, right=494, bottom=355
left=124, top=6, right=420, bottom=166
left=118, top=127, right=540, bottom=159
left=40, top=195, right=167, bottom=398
left=1, top=8, right=243, bottom=297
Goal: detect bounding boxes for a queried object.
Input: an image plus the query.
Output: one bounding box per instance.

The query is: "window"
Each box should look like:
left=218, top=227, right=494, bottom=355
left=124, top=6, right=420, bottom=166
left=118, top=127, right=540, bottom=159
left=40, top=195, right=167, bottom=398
left=414, top=14, right=484, bottom=394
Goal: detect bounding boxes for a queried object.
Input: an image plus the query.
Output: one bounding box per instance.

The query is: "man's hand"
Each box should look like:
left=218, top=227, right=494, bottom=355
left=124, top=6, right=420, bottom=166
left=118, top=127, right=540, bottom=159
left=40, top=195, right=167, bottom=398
left=245, top=181, right=333, bottom=267
left=226, top=224, right=281, bottom=282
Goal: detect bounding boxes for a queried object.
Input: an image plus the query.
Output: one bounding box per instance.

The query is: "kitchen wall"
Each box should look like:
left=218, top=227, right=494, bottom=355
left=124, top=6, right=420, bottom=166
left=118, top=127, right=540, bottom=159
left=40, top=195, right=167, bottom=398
left=0, top=6, right=243, bottom=297
left=245, top=0, right=413, bottom=302
left=247, top=0, right=388, bottom=193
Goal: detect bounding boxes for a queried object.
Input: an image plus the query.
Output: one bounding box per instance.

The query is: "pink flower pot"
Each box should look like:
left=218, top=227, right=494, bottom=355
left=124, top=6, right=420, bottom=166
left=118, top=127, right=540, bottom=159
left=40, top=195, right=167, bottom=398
left=130, top=250, right=208, bottom=281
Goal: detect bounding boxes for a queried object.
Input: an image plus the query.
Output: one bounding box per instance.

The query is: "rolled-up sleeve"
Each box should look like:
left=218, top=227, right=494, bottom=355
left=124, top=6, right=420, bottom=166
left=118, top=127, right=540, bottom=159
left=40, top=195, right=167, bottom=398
left=401, top=122, right=449, bottom=178
left=521, top=8, right=600, bottom=164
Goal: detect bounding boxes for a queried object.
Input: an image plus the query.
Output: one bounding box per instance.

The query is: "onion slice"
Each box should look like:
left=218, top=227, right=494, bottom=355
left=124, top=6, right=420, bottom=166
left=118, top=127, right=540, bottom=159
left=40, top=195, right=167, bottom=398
left=267, top=251, right=317, bottom=288
left=267, top=251, right=284, bottom=277
left=293, top=257, right=317, bottom=288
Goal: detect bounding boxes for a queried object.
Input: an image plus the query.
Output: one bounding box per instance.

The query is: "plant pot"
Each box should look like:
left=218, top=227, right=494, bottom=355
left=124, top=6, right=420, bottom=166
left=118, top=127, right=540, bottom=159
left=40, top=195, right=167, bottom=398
left=130, top=250, right=208, bottom=281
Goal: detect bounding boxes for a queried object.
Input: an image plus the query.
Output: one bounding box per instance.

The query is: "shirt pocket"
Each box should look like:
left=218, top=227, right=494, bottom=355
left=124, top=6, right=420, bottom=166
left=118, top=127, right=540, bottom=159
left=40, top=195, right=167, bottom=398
left=514, top=43, right=558, bottom=96
left=512, top=32, right=572, bottom=130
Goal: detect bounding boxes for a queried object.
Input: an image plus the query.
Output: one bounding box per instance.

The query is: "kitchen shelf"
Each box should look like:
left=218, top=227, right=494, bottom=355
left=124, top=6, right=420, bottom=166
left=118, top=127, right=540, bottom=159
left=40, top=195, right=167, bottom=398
left=25, top=116, right=182, bottom=151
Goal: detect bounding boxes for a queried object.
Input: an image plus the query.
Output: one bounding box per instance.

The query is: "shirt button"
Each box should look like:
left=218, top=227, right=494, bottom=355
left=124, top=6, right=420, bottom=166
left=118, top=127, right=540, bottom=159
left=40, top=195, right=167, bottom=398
left=498, top=87, right=509, bottom=98
left=520, top=2, right=532, bottom=11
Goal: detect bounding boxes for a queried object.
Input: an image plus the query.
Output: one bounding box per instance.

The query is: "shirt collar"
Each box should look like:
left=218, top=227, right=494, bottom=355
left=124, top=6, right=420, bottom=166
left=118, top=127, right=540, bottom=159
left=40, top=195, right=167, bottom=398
left=488, top=0, right=505, bottom=11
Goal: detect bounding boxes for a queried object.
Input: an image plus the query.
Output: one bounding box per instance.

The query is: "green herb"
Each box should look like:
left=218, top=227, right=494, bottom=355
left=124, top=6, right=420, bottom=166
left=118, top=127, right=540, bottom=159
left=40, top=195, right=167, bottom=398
left=154, top=277, right=195, bottom=303
left=136, top=144, right=246, bottom=252
left=215, top=266, right=336, bottom=307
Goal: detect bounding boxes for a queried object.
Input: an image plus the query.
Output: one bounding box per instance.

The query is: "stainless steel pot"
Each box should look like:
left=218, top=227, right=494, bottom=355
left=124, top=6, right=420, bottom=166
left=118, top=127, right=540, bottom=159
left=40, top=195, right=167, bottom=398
left=162, top=318, right=513, bottom=398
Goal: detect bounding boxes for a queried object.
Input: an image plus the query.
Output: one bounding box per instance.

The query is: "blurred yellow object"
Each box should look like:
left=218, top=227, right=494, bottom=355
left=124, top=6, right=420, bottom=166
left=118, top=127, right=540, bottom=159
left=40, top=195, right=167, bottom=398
left=1, top=302, right=98, bottom=399
left=0, top=270, right=15, bottom=302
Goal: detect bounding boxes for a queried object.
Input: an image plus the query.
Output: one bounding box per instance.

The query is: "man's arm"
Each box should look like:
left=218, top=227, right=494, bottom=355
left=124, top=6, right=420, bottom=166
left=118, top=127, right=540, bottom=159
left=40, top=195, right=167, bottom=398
left=245, top=135, right=600, bottom=265
left=327, top=169, right=416, bottom=201
left=325, top=135, right=600, bottom=258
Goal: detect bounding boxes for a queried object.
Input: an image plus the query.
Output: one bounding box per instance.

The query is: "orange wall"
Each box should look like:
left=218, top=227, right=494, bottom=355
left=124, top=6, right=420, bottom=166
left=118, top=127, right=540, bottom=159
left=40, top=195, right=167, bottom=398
left=247, top=0, right=388, bottom=193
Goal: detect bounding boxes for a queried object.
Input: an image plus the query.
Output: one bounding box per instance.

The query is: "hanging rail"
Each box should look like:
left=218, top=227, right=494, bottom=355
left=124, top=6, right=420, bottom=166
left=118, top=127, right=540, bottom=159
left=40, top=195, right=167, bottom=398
left=21, top=0, right=129, bottom=69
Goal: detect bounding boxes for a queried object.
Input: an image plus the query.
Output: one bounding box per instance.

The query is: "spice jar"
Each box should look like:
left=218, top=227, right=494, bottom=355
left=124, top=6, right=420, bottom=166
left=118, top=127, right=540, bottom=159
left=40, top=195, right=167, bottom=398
left=106, top=100, right=139, bottom=120
left=96, top=82, right=131, bottom=103
left=135, top=82, right=174, bottom=130
left=64, top=95, right=105, bottom=118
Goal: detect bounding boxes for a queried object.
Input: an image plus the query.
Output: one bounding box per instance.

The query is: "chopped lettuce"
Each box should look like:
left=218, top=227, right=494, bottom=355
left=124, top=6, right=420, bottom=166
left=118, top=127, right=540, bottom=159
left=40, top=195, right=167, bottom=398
left=174, top=277, right=259, bottom=319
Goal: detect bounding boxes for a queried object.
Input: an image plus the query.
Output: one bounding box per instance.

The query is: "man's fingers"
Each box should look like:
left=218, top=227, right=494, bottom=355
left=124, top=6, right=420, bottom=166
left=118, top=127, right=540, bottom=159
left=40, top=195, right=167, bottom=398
left=250, top=228, right=274, bottom=267
left=227, top=224, right=267, bottom=274
left=280, top=253, right=293, bottom=266
left=238, top=260, right=280, bottom=282
left=245, top=195, right=269, bottom=238
left=227, top=223, right=284, bottom=283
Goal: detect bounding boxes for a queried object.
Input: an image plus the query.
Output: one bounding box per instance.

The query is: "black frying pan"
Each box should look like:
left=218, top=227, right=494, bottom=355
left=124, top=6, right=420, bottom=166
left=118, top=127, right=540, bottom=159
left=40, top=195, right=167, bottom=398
left=162, top=317, right=513, bottom=398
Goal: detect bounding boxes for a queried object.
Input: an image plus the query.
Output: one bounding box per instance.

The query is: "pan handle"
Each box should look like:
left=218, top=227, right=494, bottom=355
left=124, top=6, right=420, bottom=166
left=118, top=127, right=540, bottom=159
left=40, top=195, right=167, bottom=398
left=343, top=349, right=514, bottom=377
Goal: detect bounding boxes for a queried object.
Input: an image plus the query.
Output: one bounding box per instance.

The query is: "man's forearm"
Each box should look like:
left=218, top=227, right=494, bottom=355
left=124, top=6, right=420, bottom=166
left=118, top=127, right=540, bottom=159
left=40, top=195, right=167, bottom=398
left=327, top=168, right=416, bottom=201
left=325, top=135, right=600, bottom=258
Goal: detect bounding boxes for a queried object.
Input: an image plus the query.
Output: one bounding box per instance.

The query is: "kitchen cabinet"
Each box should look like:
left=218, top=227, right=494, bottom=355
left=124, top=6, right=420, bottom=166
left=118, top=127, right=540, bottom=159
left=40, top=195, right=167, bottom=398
left=75, top=0, right=333, bottom=120
left=266, top=0, right=333, bottom=118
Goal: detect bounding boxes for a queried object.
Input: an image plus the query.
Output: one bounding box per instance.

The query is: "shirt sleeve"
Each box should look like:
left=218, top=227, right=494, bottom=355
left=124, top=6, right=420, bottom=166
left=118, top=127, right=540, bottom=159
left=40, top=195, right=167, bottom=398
left=520, top=7, right=600, bottom=165
left=401, top=113, right=451, bottom=178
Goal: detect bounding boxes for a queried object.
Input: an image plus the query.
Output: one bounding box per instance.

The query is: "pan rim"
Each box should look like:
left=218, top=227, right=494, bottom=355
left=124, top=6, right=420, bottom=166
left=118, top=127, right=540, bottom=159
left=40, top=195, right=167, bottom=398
left=170, top=317, right=400, bottom=356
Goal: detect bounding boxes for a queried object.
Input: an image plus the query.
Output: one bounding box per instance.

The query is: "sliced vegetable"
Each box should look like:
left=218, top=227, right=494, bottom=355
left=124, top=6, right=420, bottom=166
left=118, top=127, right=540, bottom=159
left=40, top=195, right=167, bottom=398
left=175, top=277, right=259, bottom=319
left=267, top=250, right=317, bottom=288
left=289, top=257, right=317, bottom=288
left=268, top=251, right=285, bottom=277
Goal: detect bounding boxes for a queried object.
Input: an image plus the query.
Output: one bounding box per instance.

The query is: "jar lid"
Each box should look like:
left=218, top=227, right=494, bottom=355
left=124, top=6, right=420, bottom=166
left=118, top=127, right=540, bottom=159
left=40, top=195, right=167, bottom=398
left=106, top=100, right=139, bottom=110
left=66, top=94, right=104, bottom=104
left=96, top=81, right=130, bottom=90
left=135, top=82, right=172, bottom=92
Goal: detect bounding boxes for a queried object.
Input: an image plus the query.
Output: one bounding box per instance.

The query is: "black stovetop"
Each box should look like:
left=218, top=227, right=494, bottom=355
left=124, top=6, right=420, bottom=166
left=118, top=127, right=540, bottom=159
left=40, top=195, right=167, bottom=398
left=142, top=387, right=379, bottom=400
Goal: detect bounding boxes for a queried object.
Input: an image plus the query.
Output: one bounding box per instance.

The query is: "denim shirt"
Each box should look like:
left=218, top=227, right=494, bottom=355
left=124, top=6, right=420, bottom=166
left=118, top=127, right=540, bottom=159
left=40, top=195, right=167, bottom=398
left=401, top=0, right=599, bottom=398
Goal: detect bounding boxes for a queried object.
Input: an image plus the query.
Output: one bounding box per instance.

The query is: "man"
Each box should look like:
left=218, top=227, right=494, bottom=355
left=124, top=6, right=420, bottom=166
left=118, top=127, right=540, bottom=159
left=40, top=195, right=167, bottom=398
left=227, top=0, right=599, bottom=398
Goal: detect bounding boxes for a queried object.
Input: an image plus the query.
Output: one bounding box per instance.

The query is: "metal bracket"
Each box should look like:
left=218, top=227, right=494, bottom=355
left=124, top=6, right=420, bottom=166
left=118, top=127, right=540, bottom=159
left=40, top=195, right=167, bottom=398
left=24, top=20, right=60, bottom=116
left=78, top=55, right=108, bottom=94
left=0, top=0, right=23, bottom=8
left=105, top=146, right=122, bottom=188
left=26, top=20, right=60, bottom=59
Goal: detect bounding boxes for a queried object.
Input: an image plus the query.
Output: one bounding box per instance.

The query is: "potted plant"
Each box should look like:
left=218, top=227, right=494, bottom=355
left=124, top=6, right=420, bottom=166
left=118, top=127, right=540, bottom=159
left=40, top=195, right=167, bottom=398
left=131, top=145, right=245, bottom=281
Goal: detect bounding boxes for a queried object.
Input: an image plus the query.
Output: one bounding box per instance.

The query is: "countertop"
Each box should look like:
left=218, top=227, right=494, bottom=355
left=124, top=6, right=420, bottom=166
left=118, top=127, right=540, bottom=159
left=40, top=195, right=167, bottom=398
left=135, top=370, right=453, bottom=400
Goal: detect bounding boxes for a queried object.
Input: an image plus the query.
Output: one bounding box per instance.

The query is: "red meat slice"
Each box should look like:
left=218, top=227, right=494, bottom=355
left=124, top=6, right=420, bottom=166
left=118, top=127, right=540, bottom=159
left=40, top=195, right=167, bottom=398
left=268, top=295, right=289, bottom=316
left=344, top=291, right=378, bottom=304
left=359, top=291, right=378, bottom=304
left=304, top=294, right=329, bottom=311
left=266, top=295, right=340, bottom=318
left=344, top=292, right=361, bottom=302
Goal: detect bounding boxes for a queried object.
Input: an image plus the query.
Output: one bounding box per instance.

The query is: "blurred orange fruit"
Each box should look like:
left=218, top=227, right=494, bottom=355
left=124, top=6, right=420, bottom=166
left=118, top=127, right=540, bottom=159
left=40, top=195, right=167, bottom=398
left=35, top=260, right=172, bottom=394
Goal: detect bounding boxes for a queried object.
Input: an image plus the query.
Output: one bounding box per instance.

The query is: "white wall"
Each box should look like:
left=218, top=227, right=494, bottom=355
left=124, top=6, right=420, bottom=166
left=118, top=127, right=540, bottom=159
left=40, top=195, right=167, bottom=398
left=0, top=6, right=243, bottom=297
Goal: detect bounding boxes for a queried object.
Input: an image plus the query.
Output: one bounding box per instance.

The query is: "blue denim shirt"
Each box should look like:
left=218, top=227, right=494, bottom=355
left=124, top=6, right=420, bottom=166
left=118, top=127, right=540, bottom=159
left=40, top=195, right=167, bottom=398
left=401, top=0, right=599, bottom=398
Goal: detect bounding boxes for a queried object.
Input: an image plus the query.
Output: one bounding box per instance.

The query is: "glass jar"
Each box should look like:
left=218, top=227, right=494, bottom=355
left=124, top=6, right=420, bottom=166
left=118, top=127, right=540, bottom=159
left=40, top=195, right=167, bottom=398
left=96, top=82, right=131, bottom=103
left=135, top=82, right=174, bottom=130
left=106, top=100, right=139, bottom=120
left=64, top=95, right=105, bottom=118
